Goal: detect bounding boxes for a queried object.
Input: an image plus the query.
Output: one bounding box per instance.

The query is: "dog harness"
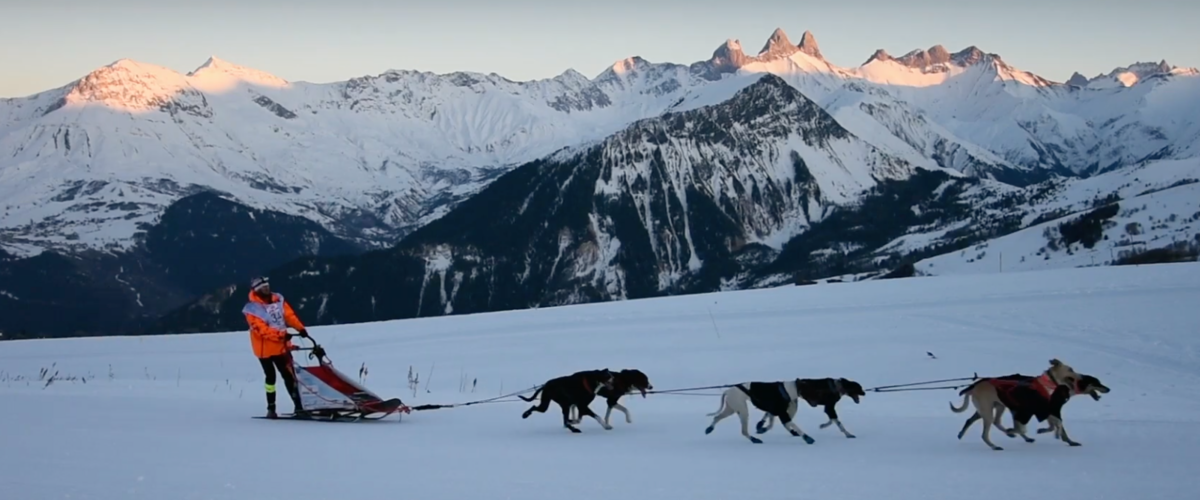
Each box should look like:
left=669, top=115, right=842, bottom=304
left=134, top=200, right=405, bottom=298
left=1033, top=373, right=1056, bottom=399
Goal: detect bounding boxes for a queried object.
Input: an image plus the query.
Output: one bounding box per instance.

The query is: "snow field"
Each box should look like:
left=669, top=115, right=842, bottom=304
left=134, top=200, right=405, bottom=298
left=2, top=263, right=1200, bottom=500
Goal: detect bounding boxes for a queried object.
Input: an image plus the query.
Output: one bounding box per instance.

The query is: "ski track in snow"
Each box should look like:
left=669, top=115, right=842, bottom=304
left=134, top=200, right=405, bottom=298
left=1, top=263, right=1199, bottom=500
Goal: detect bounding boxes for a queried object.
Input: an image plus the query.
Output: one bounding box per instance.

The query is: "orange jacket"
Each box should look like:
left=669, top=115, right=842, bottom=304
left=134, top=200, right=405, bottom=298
left=242, top=290, right=306, bottom=358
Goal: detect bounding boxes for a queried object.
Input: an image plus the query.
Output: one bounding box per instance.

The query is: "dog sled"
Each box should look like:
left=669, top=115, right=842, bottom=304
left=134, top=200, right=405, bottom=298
left=261, top=335, right=411, bottom=422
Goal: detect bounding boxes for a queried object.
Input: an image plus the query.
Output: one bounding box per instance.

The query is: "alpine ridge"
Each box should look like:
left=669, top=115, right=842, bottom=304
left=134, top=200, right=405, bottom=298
left=2, top=26, right=1198, bottom=338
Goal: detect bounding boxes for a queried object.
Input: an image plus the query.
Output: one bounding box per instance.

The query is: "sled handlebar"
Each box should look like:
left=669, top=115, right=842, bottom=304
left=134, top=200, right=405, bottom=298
left=288, top=333, right=329, bottom=364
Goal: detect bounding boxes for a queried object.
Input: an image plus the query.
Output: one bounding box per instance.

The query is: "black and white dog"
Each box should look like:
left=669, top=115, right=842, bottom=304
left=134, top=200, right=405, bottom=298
left=705, top=379, right=814, bottom=444
left=755, top=377, right=865, bottom=439
left=520, top=369, right=615, bottom=433
left=705, top=377, right=865, bottom=444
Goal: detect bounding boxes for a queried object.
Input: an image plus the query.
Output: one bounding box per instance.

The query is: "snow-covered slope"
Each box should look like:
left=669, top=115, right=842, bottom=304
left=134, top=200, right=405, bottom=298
left=0, top=56, right=727, bottom=254
left=3, top=263, right=1200, bottom=500
left=915, top=176, right=1200, bottom=276
left=2, top=28, right=1197, bottom=257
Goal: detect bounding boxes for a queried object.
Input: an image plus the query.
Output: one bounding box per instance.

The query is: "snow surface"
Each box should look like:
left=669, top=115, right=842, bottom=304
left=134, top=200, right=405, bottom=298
left=3, top=263, right=1200, bottom=500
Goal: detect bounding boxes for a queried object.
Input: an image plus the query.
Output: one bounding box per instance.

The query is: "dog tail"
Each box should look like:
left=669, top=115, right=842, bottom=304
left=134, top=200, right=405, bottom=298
left=957, top=379, right=984, bottom=396
left=706, top=393, right=727, bottom=417
left=518, top=387, right=543, bottom=402
left=949, top=392, right=971, bottom=413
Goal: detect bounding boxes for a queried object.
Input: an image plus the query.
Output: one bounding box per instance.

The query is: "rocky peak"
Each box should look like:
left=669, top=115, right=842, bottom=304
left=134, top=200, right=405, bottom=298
left=608, top=56, right=651, bottom=75
left=797, top=30, right=822, bottom=59
left=863, top=49, right=892, bottom=65
left=950, top=46, right=987, bottom=66
left=709, top=38, right=752, bottom=73
left=758, top=28, right=799, bottom=59
left=895, top=45, right=950, bottom=67
left=885, top=44, right=994, bottom=69
left=1066, top=72, right=1090, bottom=87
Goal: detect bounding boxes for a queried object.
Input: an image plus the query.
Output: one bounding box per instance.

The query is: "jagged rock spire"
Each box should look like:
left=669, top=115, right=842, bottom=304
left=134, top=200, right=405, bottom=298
left=797, top=30, right=822, bottom=59
left=758, top=28, right=796, bottom=56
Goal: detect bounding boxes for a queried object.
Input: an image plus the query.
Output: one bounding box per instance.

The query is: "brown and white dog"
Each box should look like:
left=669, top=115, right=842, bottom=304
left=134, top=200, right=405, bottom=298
left=949, top=358, right=1083, bottom=450
left=954, top=372, right=1110, bottom=443
left=567, top=369, right=653, bottom=427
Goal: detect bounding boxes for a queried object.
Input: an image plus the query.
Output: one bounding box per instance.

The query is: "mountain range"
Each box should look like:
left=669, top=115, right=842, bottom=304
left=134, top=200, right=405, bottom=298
left=2, top=28, right=1197, bottom=338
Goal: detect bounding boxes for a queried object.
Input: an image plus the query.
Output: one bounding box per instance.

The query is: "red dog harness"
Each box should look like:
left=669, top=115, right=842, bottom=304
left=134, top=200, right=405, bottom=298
left=1033, top=373, right=1057, bottom=399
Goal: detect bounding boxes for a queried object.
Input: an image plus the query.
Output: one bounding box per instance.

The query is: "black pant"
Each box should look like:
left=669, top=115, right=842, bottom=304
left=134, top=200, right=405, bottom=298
left=260, top=354, right=302, bottom=412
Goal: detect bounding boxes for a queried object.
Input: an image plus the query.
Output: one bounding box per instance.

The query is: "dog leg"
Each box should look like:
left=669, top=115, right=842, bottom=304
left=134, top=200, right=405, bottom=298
left=707, top=390, right=761, bottom=443
left=975, top=394, right=1004, bottom=451
left=1048, top=416, right=1081, bottom=446
left=736, top=405, right=762, bottom=444
left=1008, top=416, right=1036, bottom=443
left=779, top=409, right=815, bottom=444
left=578, top=404, right=612, bottom=431
left=609, top=402, right=630, bottom=424
left=560, top=402, right=582, bottom=433
left=522, top=396, right=552, bottom=419
left=957, top=412, right=980, bottom=440
left=704, top=406, right=735, bottom=435
left=756, top=413, right=775, bottom=434
left=1006, top=415, right=1035, bottom=443
left=991, top=404, right=1012, bottom=437
left=819, top=404, right=855, bottom=438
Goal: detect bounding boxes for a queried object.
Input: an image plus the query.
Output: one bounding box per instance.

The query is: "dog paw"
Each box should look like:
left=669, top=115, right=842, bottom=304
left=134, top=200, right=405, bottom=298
left=569, top=427, right=582, bottom=434
left=1023, top=438, right=1035, bottom=443
left=802, top=435, right=815, bottom=445
left=845, top=434, right=856, bottom=439
left=1068, top=441, right=1081, bottom=447
left=992, top=446, right=1004, bottom=451
left=604, top=425, right=613, bottom=430
left=704, top=426, right=714, bottom=435
left=750, top=437, right=763, bottom=444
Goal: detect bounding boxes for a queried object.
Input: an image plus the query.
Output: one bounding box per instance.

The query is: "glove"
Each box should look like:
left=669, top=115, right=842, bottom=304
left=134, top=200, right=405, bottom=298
left=298, top=328, right=309, bottom=338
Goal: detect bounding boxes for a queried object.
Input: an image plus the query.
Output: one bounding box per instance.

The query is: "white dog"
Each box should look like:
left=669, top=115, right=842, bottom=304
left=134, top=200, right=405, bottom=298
left=704, top=380, right=815, bottom=444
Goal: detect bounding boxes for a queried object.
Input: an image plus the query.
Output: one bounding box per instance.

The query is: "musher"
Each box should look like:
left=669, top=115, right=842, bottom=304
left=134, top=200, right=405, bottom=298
left=243, top=276, right=310, bottom=419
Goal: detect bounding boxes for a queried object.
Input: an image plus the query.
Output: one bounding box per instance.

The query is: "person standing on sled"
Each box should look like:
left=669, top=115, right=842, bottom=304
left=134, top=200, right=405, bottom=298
left=243, top=276, right=309, bottom=419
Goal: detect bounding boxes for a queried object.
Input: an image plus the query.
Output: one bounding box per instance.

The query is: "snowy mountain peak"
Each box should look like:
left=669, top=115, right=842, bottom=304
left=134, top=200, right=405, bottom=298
left=187, top=56, right=288, bottom=92
left=856, top=43, right=1052, bottom=88
left=63, top=58, right=194, bottom=111
left=608, top=56, right=651, bottom=76
left=1080, top=60, right=1200, bottom=88
left=797, top=30, right=822, bottom=59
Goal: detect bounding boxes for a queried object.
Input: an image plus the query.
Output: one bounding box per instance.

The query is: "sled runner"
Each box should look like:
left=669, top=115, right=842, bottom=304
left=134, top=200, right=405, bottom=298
left=264, top=335, right=411, bottom=422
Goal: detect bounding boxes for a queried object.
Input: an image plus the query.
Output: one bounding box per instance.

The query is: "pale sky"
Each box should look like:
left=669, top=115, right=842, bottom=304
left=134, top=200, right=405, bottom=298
left=1, top=0, right=1197, bottom=98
